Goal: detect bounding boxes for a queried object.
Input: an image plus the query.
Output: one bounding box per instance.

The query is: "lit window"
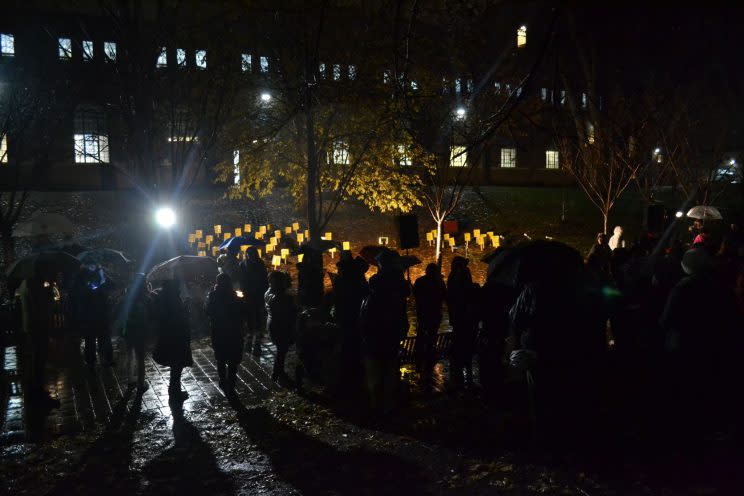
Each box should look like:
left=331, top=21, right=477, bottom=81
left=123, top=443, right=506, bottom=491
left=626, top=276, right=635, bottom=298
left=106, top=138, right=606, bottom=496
left=397, top=145, right=412, bottom=166
left=410, top=80, right=418, bottom=90
left=587, top=122, right=595, bottom=144
left=517, top=25, right=527, bottom=47
left=450, top=146, right=467, bottom=168
left=156, top=47, right=167, bottom=67
left=177, top=48, right=187, bottom=67
left=332, top=140, right=349, bottom=165
left=259, top=56, right=268, bottom=72
left=74, top=107, right=109, bottom=163
left=454, top=78, right=462, bottom=94
left=466, top=79, right=474, bottom=93
left=560, top=90, right=566, bottom=105
left=494, top=82, right=502, bottom=93
left=545, top=150, right=559, bottom=169
left=241, top=53, right=252, bottom=72
left=540, top=87, right=547, bottom=101
left=384, top=70, right=391, bottom=84
left=348, top=65, right=357, bottom=80
left=333, top=64, right=341, bottom=81
left=104, top=42, right=116, bottom=62
left=59, top=38, right=72, bottom=60
left=505, top=83, right=512, bottom=94
left=500, top=148, right=516, bottom=168
left=319, top=62, right=326, bottom=78
left=581, top=92, right=588, bottom=108
left=195, top=50, right=207, bottom=69
left=233, top=150, right=240, bottom=185
left=516, top=87, right=522, bottom=98
left=82, top=40, right=94, bottom=61
left=442, top=77, right=449, bottom=94
left=1, top=33, right=15, bottom=57
left=1, top=134, right=8, bottom=163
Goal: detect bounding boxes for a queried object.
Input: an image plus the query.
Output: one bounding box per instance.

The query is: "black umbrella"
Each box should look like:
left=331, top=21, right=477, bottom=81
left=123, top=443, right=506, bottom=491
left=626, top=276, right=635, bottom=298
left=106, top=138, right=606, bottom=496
left=5, top=251, right=81, bottom=292
left=77, top=248, right=131, bottom=266
left=292, top=239, right=340, bottom=255
left=147, top=255, right=218, bottom=284
left=484, top=240, right=583, bottom=288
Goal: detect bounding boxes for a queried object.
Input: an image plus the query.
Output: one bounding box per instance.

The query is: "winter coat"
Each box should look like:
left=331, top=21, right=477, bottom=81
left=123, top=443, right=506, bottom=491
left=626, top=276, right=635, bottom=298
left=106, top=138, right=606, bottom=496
left=413, top=273, right=446, bottom=334
left=265, top=287, right=296, bottom=349
left=332, top=262, right=369, bottom=331
left=360, top=271, right=410, bottom=359
left=205, top=286, right=244, bottom=364
left=239, top=259, right=268, bottom=306
left=70, top=268, right=111, bottom=336
left=152, top=289, right=192, bottom=368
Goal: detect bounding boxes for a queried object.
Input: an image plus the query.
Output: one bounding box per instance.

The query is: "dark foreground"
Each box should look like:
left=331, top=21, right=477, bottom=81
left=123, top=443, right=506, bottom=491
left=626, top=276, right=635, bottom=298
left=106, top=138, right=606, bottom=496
left=2, top=334, right=743, bottom=496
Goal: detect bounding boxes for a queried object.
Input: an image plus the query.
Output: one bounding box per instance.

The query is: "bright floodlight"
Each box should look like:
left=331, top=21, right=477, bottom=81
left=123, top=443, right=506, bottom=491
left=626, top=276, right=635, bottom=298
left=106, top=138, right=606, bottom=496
left=260, top=92, right=271, bottom=102
left=455, top=107, right=466, bottom=119
left=675, top=210, right=684, bottom=218
left=653, top=147, right=661, bottom=155
left=155, top=206, right=176, bottom=228
left=729, top=158, right=736, bottom=165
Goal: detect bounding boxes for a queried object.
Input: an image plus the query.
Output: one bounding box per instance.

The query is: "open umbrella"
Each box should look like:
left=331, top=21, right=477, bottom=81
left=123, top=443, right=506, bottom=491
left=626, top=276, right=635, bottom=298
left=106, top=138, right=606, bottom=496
left=686, top=205, right=722, bottom=220
left=484, top=240, right=583, bottom=288
left=147, top=255, right=218, bottom=284
left=293, top=239, right=340, bottom=255
left=359, top=245, right=388, bottom=266
left=50, top=242, right=90, bottom=256
left=5, top=251, right=81, bottom=292
left=13, top=211, right=75, bottom=237
left=77, top=248, right=131, bottom=266
left=218, top=235, right=268, bottom=253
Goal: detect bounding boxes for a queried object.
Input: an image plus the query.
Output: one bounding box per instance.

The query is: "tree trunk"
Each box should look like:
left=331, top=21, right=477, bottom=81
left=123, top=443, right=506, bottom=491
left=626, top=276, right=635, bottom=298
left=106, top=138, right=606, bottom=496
left=304, top=29, right=319, bottom=244
left=435, top=218, right=443, bottom=268
left=1, top=230, right=15, bottom=267
left=602, top=211, right=609, bottom=235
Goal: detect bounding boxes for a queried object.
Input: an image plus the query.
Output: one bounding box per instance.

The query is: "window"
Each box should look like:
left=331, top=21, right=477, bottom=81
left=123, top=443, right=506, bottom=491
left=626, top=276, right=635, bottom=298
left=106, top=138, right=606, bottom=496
left=397, top=145, right=412, bottom=166
left=494, top=82, right=502, bottom=93
left=450, top=146, right=467, bottom=168
left=560, top=90, right=566, bottom=106
left=233, top=150, right=240, bottom=185
left=177, top=48, right=187, bottom=67
left=241, top=53, right=252, bottom=72
left=505, top=83, right=512, bottom=94
left=348, top=65, right=357, bottom=80
left=442, top=77, right=449, bottom=94
left=74, top=107, right=109, bottom=163
left=454, top=78, right=462, bottom=94
left=82, top=40, right=93, bottom=61
left=540, top=87, right=548, bottom=101
left=581, top=92, right=588, bottom=108
left=586, top=122, right=595, bottom=144
left=410, top=80, right=418, bottom=90
left=466, top=79, right=474, bottom=94
left=500, top=148, right=516, bottom=168
left=195, top=50, right=207, bottom=69
left=516, top=87, right=522, bottom=98
left=156, top=47, right=167, bottom=67
left=259, top=56, right=268, bottom=72
left=104, top=42, right=116, bottom=62
left=318, top=62, right=326, bottom=78
left=333, top=64, right=341, bottom=81
left=0, top=134, right=8, bottom=163
left=58, top=38, right=72, bottom=60
left=517, top=25, right=527, bottom=47
left=384, top=70, right=391, bottom=84
left=545, top=150, right=559, bottom=169
left=332, top=140, right=349, bottom=165
left=1, top=33, right=15, bottom=57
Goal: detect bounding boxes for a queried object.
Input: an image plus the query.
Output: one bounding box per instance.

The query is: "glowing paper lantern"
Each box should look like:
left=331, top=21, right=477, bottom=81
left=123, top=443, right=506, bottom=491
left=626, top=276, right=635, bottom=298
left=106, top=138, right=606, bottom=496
left=304, top=229, right=309, bottom=238
left=378, top=236, right=388, bottom=245
left=235, top=228, right=242, bottom=237
left=297, top=233, right=305, bottom=243
left=473, top=229, right=481, bottom=238
left=281, top=248, right=290, bottom=259
left=212, top=246, right=219, bottom=256
left=240, top=245, right=249, bottom=253
left=272, top=255, right=282, bottom=267
left=205, top=234, right=213, bottom=245
left=342, top=241, right=350, bottom=251
left=297, top=253, right=305, bottom=263
left=324, top=232, right=332, bottom=240
left=195, top=230, right=203, bottom=239
left=188, top=234, right=195, bottom=243
left=259, top=225, right=267, bottom=234
left=285, top=226, right=292, bottom=234
left=197, top=242, right=206, bottom=249
left=224, top=233, right=231, bottom=240
left=464, top=233, right=471, bottom=242
left=266, top=244, right=275, bottom=253
left=214, top=225, right=222, bottom=234
left=274, top=230, right=282, bottom=239
left=426, top=232, right=433, bottom=244
left=244, top=224, right=251, bottom=233
left=292, top=222, right=300, bottom=231
left=198, top=250, right=206, bottom=257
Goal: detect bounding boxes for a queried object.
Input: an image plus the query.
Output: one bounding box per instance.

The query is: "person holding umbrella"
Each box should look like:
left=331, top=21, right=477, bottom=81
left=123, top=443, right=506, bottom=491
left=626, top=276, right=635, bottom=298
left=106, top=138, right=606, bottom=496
left=152, top=279, right=192, bottom=401
left=70, top=259, right=114, bottom=368
left=121, top=274, right=151, bottom=391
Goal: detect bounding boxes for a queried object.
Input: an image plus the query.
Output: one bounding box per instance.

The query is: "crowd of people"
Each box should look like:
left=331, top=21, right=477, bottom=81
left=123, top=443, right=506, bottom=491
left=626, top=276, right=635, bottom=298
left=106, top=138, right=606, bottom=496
left=13, top=220, right=744, bottom=442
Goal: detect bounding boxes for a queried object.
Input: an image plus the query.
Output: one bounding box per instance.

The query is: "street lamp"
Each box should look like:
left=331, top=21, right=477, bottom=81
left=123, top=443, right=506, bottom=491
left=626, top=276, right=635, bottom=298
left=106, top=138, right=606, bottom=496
left=155, top=206, right=176, bottom=229
left=260, top=92, right=272, bottom=102
left=454, top=107, right=466, bottom=120
left=675, top=211, right=684, bottom=219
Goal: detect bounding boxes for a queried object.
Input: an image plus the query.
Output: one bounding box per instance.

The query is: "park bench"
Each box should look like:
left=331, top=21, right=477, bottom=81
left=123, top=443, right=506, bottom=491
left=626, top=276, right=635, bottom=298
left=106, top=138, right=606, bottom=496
left=398, top=328, right=487, bottom=364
